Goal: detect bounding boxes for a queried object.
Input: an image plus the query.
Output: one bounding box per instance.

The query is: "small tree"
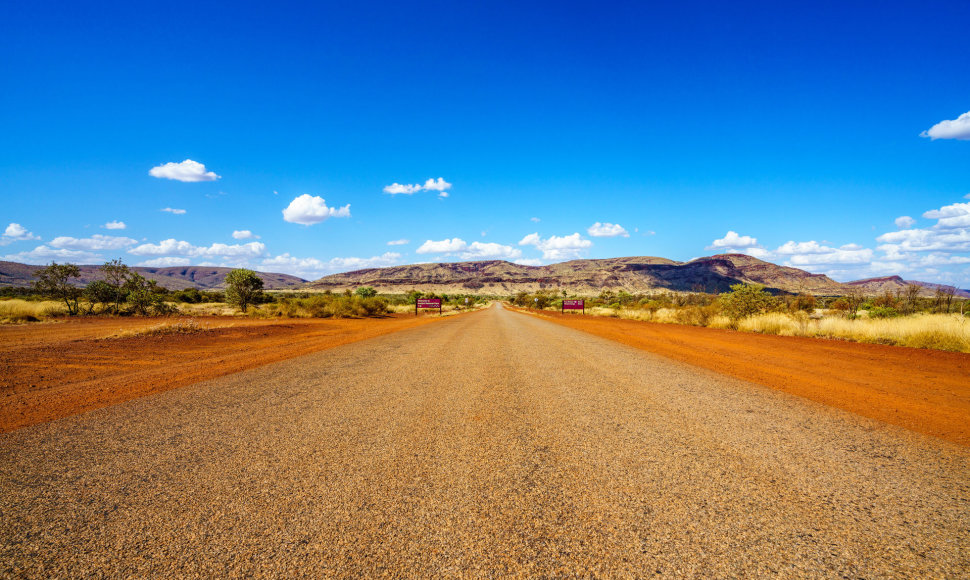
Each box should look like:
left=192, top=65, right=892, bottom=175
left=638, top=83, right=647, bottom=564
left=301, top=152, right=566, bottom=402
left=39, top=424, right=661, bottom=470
left=720, top=283, right=777, bottom=321
left=354, top=286, right=377, bottom=298
left=34, top=262, right=82, bottom=315
left=123, top=272, right=173, bottom=315
left=100, top=258, right=130, bottom=313
left=225, top=269, right=264, bottom=312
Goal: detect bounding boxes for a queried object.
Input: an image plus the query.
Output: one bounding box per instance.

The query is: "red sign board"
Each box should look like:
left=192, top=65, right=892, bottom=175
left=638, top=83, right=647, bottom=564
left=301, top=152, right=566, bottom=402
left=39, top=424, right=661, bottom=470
left=562, top=299, right=584, bottom=313
left=416, top=298, right=442, bottom=314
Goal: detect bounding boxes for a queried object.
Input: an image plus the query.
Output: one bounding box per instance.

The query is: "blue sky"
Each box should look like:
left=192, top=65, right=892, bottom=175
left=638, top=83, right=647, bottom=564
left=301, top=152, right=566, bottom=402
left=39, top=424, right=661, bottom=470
left=2, top=1, right=969, bottom=286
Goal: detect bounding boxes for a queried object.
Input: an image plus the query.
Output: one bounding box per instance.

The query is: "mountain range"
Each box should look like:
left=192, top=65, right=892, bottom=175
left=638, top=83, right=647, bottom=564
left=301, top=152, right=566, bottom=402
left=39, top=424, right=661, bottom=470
left=307, top=254, right=970, bottom=297
left=0, top=262, right=306, bottom=291
left=2, top=255, right=967, bottom=297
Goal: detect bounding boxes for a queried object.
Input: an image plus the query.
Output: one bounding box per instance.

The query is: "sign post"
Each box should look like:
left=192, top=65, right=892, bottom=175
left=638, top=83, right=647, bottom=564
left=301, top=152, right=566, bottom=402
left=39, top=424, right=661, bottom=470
left=562, top=299, right=585, bottom=314
left=416, top=298, right=442, bottom=315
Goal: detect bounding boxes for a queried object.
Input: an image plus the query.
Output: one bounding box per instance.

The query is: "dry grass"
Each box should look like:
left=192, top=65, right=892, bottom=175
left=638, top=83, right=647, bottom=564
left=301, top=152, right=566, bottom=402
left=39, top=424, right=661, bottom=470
left=103, top=319, right=222, bottom=339
left=175, top=302, right=241, bottom=317
left=739, top=312, right=970, bottom=352
left=0, top=299, right=68, bottom=323
left=575, top=304, right=970, bottom=353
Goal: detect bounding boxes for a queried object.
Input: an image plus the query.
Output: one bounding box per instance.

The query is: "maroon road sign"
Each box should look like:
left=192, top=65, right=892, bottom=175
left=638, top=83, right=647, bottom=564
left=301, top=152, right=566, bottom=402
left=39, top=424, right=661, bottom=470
left=416, top=298, right=442, bottom=314
left=562, top=299, right=584, bottom=313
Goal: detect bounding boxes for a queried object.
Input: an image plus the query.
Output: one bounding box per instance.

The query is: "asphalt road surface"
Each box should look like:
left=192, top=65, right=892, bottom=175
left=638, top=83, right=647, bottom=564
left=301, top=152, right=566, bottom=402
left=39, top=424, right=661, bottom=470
left=2, top=304, right=968, bottom=577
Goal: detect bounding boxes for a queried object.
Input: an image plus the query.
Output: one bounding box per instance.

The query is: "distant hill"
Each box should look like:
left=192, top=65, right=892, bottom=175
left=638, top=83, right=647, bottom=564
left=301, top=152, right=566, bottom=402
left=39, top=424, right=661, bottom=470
left=307, top=254, right=854, bottom=295
left=846, top=275, right=970, bottom=299
left=0, top=261, right=307, bottom=290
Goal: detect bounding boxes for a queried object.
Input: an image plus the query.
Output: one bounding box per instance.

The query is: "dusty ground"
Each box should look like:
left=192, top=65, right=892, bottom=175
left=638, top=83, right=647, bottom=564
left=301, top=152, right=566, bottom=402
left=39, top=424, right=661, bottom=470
left=1, top=304, right=967, bottom=576
left=0, top=314, right=442, bottom=433
left=517, top=307, right=970, bottom=447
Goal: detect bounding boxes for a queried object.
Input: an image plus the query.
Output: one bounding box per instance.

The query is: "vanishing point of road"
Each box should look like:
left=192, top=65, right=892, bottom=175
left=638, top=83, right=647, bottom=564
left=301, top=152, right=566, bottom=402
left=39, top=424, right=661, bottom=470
left=2, top=304, right=968, bottom=576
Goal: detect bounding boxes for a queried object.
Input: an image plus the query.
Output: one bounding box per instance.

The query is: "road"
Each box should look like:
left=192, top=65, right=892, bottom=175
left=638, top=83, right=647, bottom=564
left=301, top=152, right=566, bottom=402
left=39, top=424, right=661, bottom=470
left=2, top=304, right=968, bottom=577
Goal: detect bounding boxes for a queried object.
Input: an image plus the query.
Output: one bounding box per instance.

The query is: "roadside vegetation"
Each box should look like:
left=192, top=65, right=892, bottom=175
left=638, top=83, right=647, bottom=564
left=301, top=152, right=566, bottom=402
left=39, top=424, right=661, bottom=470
left=509, top=284, right=970, bottom=353
left=1, top=260, right=492, bottom=323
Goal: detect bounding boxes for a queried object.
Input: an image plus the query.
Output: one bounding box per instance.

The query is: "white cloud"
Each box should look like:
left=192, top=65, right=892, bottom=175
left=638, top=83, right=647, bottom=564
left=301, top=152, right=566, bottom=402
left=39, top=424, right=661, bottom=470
left=384, top=177, right=453, bottom=196
left=530, top=217, right=541, bottom=223
left=103, top=220, right=126, bottom=230
left=422, top=177, right=452, bottom=192
left=383, top=183, right=422, bottom=195
left=513, top=258, right=543, bottom=266
left=232, top=230, right=259, bottom=240
left=161, top=207, right=186, bottom=215
left=518, top=232, right=592, bottom=260
left=387, top=239, right=409, bottom=246
left=894, top=216, right=915, bottom=229
left=708, top=231, right=760, bottom=249
left=587, top=222, right=629, bottom=238
left=49, top=234, right=137, bottom=251
left=261, top=252, right=402, bottom=278
left=128, top=239, right=266, bottom=259
left=282, top=194, right=351, bottom=225
left=920, top=111, right=970, bottom=140
left=137, top=257, right=192, bottom=267
left=149, top=159, right=221, bottom=182
left=2, top=245, right=101, bottom=264
left=0, top=223, right=40, bottom=245
left=782, top=243, right=873, bottom=265
left=416, top=238, right=468, bottom=254
left=459, top=242, right=521, bottom=260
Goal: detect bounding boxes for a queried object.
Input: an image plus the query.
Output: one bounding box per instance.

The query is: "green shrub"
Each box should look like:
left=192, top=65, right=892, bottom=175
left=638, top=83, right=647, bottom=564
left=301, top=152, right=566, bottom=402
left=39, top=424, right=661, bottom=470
left=719, top=284, right=778, bottom=321
left=868, top=306, right=900, bottom=319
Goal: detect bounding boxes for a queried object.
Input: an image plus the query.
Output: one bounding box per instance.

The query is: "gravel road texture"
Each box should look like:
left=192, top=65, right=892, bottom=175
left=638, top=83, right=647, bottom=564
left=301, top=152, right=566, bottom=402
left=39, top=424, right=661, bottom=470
left=519, top=307, right=970, bottom=447
left=2, top=304, right=969, bottom=576
left=0, top=314, right=442, bottom=433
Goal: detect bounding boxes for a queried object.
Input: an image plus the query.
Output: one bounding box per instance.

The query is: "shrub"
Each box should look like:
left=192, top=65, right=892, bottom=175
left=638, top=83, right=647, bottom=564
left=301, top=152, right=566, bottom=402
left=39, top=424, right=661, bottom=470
left=719, top=283, right=777, bottom=321
left=868, top=306, right=900, bottom=319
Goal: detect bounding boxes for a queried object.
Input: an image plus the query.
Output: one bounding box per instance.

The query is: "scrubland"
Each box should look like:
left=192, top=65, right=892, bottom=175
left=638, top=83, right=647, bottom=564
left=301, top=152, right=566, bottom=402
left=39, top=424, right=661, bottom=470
left=512, top=286, right=970, bottom=353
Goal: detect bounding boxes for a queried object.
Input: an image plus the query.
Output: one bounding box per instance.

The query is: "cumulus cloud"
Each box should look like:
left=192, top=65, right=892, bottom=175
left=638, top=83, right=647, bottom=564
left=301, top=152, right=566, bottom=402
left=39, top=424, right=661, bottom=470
left=518, top=232, right=592, bottom=260
left=530, top=217, right=541, bottom=223
left=422, top=177, right=452, bottom=192
left=920, top=111, right=970, bottom=140
left=894, top=216, right=915, bottom=229
left=161, top=207, right=186, bottom=215
left=49, top=234, right=137, bottom=251
left=282, top=194, right=351, bottom=225
left=779, top=242, right=873, bottom=265
left=387, top=239, right=409, bottom=246
left=2, top=245, right=101, bottom=264
left=513, top=258, right=543, bottom=266
left=103, top=220, right=126, bottom=230
left=261, top=252, right=402, bottom=278
left=587, top=222, right=629, bottom=238
left=383, top=183, right=422, bottom=195
left=383, top=177, right=453, bottom=196
left=129, top=239, right=267, bottom=259
left=708, top=231, right=760, bottom=249
left=149, top=159, right=221, bottom=182
left=137, top=257, right=192, bottom=267
left=459, top=242, right=521, bottom=260
left=232, top=230, right=259, bottom=240
left=416, top=238, right=468, bottom=254
left=1, top=223, right=40, bottom=245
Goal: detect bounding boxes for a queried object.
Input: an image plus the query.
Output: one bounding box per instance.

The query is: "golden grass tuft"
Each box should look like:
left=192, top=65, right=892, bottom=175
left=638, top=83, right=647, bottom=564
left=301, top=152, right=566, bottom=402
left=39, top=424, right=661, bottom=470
left=103, top=319, right=221, bottom=339
left=0, top=299, right=68, bottom=323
